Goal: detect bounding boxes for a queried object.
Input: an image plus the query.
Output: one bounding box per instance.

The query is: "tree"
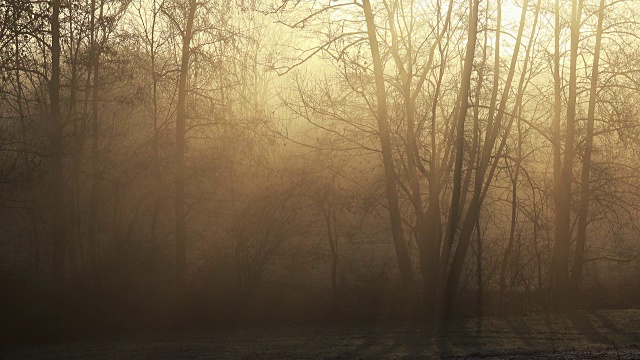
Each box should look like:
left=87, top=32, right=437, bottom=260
left=173, top=0, right=197, bottom=286
left=361, top=0, right=416, bottom=293
left=551, top=0, right=582, bottom=307
left=571, top=0, right=605, bottom=293
left=49, top=0, right=65, bottom=287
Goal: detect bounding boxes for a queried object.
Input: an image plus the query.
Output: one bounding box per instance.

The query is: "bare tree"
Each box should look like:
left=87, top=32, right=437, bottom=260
left=173, top=0, right=197, bottom=286
left=571, top=0, right=606, bottom=293
left=50, top=0, right=65, bottom=286
left=362, top=0, right=416, bottom=292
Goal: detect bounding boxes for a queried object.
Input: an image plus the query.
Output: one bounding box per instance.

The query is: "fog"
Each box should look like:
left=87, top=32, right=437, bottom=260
left=2, top=0, right=640, bottom=357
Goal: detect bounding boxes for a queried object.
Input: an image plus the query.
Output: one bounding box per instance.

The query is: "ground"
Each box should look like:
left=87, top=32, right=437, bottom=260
left=3, top=310, right=640, bottom=359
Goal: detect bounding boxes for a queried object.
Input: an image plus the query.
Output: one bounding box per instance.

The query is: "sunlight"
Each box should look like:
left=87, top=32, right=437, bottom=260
left=2, top=0, right=640, bottom=357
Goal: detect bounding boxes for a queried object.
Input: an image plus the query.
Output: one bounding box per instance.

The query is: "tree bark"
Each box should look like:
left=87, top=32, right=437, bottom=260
left=571, top=0, right=605, bottom=293
left=442, top=0, right=480, bottom=287
left=87, top=0, right=102, bottom=283
left=50, top=0, right=66, bottom=287
left=475, top=217, right=483, bottom=330
left=175, top=0, right=197, bottom=286
left=439, top=0, right=480, bottom=319
left=500, top=146, right=521, bottom=303
left=553, top=0, right=583, bottom=307
left=362, top=0, right=416, bottom=292
left=443, top=0, right=538, bottom=317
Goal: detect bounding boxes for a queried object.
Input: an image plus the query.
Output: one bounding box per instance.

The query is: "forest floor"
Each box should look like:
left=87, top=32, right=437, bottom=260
left=3, top=309, right=640, bottom=359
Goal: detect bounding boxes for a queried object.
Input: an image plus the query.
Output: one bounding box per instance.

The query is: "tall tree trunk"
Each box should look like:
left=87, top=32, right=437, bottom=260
left=423, top=37, right=448, bottom=323
left=553, top=0, right=583, bottom=307
left=175, top=0, right=197, bottom=286
left=77, top=24, right=94, bottom=278
left=551, top=0, right=563, bottom=297
left=442, top=0, right=480, bottom=285
left=385, top=1, right=425, bottom=295
left=384, top=0, right=454, bottom=320
left=321, top=199, right=339, bottom=298
left=443, top=0, right=538, bottom=317
left=362, top=0, right=416, bottom=292
left=86, top=0, right=103, bottom=283
left=475, top=217, right=483, bottom=330
left=65, top=10, right=82, bottom=282
left=50, top=0, right=66, bottom=287
left=438, top=0, right=480, bottom=319
left=571, top=0, right=605, bottom=293
left=150, top=0, right=162, bottom=265
left=500, top=145, right=521, bottom=303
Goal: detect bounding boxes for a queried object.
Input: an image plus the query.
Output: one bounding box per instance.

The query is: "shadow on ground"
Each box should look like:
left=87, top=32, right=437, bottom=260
left=3, top=309, right=640, bottom=359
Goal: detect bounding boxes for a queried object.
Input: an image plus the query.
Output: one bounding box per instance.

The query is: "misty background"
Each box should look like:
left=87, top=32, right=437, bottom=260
left=1, top=0, right=640, bottom=342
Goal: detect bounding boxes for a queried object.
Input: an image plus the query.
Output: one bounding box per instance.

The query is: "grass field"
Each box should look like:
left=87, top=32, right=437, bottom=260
left=4, top=309, right=640, bottom=359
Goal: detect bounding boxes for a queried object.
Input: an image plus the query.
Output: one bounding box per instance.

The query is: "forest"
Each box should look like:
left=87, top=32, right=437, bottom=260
left=2, top=0, right=640, bottom=357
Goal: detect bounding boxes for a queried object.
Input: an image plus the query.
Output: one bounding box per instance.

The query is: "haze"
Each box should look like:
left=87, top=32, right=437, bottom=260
left=2, top=0, right=640, bottom=358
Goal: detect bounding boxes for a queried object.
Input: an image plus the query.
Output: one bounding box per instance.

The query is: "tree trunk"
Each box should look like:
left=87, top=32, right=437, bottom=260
left=384, top=0, right=454, bottom=321
left=443, top=0, right=538, bottom=317
left=442, top=0, right=480, bottom=287
left=150, top=0, right=162, bottom=267
left=50, top=0, right=66, bottom=287
left=362, top=0, right=416, bottom=292
left=66, top=17, right=79, bottom=281
left=553, top=0, right=583, bottom=307
left=571, top=0, right=605, bottom=293
left=476, top=217, right=483, bottom=331
left=438, top=0, right=480, bottom=319
left=175, top=0, right=197, bottom=286
left=423, top=41, right=448, bottom=323
left=87, top=0, right=103, bottom=283
left=500, top=148, right=521, bottom=303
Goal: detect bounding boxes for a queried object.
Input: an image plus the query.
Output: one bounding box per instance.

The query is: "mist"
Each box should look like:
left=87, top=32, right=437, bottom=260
left=2, top=0, right=640, bottom=358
